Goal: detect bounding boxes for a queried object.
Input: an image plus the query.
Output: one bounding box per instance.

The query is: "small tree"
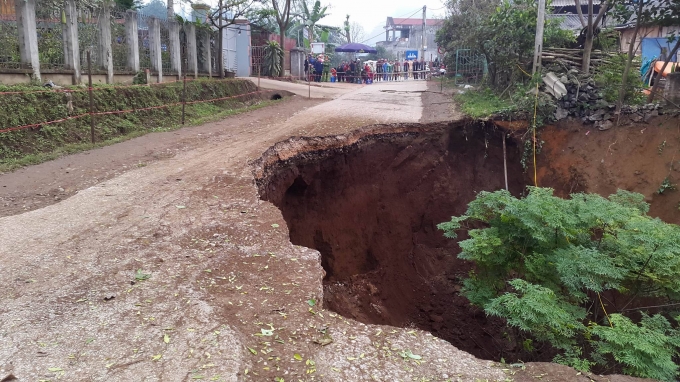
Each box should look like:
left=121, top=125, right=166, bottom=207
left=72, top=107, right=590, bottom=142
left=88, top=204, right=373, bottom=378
left=438, top=187, right=680, bottom=380
left=208, top=0, right=258, bottom=78
left=263, top=40, right=283, bottom=76
left=574, top=0, right=610, bottom=74
left=613, top=0, right=670, bottom=112
left=300, top=0, right=329, bottom=43
left=271, top=0, right=293, bottom=75
left=436, top=0, right=572, bottom=90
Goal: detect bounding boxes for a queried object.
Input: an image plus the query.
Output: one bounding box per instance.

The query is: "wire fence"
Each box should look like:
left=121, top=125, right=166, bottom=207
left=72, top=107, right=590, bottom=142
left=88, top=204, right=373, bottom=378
left=159, top=19, right=171, bottom=73
left=78, top=7, right=101, bottom=70
left=35, top=3, right=64, bottom=70
left=0, top=3, right=232, bottom=77
left=0, top=13, right=20, bottom=69
left=137, top=12, right=152, bottom=70
left=210, top=30, right=219, bottom=75
left=111, top=7, right=128, bottom=72
left=196, top=28, right=210, bottom=74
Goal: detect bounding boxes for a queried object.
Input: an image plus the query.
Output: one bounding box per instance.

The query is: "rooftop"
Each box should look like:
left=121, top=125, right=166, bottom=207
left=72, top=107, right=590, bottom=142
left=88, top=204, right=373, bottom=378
left=388, top=17, right=443, bottom=27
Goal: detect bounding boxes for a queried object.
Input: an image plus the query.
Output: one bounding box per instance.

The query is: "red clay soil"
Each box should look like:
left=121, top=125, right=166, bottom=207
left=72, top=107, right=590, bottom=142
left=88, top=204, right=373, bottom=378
left=538, top=114, right=680, bottom=225
left=256, top=113, right=680, bottom=379
left=257, top=121, right=556, bottom=363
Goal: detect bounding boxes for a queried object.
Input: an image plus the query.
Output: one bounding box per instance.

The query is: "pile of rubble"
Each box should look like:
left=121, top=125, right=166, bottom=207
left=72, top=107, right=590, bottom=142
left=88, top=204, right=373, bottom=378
left=542, top=68, right=663, bottom=130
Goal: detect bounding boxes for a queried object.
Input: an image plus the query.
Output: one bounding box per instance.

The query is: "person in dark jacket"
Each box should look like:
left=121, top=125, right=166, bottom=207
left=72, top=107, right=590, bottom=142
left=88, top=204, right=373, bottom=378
left=304, top=56, right=310, bottom=80
left=349, top=61, right=356, bottom=83
left=314, top=59, right=323, bottom=82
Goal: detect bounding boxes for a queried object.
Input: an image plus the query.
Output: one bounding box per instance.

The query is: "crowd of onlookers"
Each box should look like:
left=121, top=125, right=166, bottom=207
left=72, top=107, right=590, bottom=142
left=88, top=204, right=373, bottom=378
left=304, top=54, right=444, bottom=84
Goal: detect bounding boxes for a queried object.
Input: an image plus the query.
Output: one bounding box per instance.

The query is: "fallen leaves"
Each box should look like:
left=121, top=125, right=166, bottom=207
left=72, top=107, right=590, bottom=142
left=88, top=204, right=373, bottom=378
left=134, top=269, right=151, bottom=281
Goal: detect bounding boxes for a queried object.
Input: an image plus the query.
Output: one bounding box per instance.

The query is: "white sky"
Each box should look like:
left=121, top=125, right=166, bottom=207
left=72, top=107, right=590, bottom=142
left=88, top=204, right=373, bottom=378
left=175, top=0, right=448, bottom=46
left=318, top=1, right=448, bottom=45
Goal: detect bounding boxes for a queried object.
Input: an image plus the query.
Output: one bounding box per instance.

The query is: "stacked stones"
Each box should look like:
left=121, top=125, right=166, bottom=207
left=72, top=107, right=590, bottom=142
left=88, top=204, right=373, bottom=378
left=548, top=68, right=663, bottom=129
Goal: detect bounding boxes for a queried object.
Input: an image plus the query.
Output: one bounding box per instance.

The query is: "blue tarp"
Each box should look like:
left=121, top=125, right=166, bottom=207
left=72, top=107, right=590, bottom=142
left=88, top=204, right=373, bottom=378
left=641, top=37, right=679, bottom=64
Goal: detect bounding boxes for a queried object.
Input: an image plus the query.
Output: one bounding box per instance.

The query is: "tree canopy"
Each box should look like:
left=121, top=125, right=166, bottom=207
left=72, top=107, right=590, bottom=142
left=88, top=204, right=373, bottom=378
left=435, top=0, right=573, bottom=90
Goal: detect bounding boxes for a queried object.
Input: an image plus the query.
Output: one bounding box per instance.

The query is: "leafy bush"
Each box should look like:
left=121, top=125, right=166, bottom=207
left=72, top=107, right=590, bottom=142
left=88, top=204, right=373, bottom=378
left=263, top=40, right=283, bottom=77
left=438, top=187, right=680, bottom=380
left=594, top=53, right=646, bottom=104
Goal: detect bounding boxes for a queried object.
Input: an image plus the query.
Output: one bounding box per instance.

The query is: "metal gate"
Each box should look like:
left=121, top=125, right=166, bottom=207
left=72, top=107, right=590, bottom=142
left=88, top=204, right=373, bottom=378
left=251, top=46, right=264, bottom=76
left=453, top=48, right=487, bottom=85
left=224, top=29, right=237, bottom=73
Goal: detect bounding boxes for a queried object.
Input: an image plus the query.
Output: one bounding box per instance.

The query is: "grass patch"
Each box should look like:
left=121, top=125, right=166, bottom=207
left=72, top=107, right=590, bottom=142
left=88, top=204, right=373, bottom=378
left=0, top=98, right=283, bottom=173
left=455, top=89, right=514, bottom=119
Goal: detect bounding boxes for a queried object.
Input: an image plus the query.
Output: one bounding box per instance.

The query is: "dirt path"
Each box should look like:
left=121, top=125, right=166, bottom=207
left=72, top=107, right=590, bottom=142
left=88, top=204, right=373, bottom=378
left=0, top=97, right=324, bottom=218
left=0, top=80, right=508, bottom=382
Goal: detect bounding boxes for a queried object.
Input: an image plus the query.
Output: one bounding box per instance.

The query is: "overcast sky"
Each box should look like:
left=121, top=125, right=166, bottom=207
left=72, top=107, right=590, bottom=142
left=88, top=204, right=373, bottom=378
left=317, top=1, right=448, bottom=45
left=176, top=0, right=448, bottom=46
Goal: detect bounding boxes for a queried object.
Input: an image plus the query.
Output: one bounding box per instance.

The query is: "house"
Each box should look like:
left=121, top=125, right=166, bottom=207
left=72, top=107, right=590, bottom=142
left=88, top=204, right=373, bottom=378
left=546, top=0, right=612, bottom=34
left=613, top=0, right=678, bottom=59
left=376, top=16, right=443, bottom=62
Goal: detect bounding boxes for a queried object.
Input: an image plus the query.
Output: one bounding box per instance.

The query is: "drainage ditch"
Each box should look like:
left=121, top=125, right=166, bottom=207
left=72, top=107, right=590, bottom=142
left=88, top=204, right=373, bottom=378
left=254, top=121, right=551, bottom=362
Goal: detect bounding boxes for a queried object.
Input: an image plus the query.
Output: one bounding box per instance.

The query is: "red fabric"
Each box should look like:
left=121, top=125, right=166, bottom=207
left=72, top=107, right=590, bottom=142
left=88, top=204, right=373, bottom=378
left=267, top=34, right=298, bottom=51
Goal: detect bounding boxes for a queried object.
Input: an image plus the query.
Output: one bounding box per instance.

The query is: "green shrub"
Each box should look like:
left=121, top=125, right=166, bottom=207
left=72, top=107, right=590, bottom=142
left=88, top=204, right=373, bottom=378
left=438, top=187, right=680, bottom=380
left=594, top=53, right=646, bottom=104
left=0, top=79, right=260, bottom=169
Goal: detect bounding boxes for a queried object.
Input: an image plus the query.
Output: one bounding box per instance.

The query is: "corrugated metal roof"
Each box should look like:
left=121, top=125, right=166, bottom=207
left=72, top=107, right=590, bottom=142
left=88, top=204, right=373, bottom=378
left=547, top=14, right=584, bottom=31
left=550, top=0, right=600, bottom=6
left=547, top=13, right=615, bottom=31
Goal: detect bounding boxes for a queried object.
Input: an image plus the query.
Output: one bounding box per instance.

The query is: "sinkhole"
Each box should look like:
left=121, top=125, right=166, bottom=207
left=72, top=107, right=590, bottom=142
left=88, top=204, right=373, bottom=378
left=255, top=121, right=550, bottom=362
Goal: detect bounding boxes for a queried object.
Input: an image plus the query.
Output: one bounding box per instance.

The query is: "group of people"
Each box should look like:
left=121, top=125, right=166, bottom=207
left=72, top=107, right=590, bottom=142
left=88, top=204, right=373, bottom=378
left=304, top=54, right=433, bottom=84
left=333, top=59, right=430, bottom=83
left=304, top=54, right=328, bottom=82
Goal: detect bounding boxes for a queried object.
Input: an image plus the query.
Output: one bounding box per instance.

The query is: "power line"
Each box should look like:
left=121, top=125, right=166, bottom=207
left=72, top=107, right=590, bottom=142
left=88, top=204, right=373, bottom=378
left=392, top=6, right=427, bottom=20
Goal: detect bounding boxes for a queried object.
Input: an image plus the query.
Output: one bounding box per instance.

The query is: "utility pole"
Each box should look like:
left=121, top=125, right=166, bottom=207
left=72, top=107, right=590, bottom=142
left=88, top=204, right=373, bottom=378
left=532, top=0, right=546, bottom=74
left=421, top=5, right=426, bottom=61
left=218, top=0, right=224, bottom=78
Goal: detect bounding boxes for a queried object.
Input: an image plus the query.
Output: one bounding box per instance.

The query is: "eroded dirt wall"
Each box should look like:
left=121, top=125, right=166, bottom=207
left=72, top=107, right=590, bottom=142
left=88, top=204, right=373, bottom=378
left=255, top=122, right=535, bottom=361
left=539, top=115, right=680, bottom=225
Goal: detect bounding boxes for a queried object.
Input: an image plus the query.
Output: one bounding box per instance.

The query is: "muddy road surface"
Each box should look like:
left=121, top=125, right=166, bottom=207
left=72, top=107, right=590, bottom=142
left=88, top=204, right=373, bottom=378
left=0, top=80, right=512, bottom=382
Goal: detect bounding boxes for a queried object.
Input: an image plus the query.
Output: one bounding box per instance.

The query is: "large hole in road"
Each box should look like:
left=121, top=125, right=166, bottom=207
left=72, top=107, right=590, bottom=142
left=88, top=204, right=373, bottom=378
left=255, top=121, right=542, bottom=362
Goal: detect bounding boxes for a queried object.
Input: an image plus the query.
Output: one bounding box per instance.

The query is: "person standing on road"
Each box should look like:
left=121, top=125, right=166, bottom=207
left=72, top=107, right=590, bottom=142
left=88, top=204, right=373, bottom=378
left=382, top=60, right=388, bottom=81
left=393, top=60, right=400, bottom=81
left=304, top=56, right=310, bottom=81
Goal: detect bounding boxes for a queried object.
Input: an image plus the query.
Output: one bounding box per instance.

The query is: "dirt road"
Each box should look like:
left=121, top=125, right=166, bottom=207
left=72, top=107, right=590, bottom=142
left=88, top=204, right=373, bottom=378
left=0, top=80, right=503, bottom=382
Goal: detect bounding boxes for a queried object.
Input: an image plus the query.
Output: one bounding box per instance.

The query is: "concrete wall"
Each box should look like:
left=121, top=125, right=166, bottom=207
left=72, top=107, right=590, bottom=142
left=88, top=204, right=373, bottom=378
left=665, top=73, right=680, bottom=106
left=1, top=72, right=139, bottom=86
left=290, top=49, right=305, bottom=79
